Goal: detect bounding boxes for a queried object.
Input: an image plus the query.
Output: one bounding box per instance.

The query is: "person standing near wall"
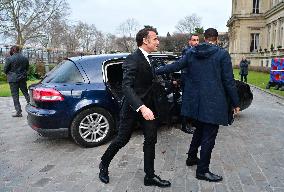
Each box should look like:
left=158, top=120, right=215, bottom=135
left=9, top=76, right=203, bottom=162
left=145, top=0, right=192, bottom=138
left=239, top=57, right=249, bottom=83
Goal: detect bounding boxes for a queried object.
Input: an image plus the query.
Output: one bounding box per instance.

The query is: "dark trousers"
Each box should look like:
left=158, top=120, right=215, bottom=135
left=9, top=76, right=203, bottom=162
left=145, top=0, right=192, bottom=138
left=241, top=75, right=247, bottom=83
left=187, top=120, right=219, bottom=173
left=101, top=102, right=157, bottom=177
left=9, top=80, right=30, bottom=113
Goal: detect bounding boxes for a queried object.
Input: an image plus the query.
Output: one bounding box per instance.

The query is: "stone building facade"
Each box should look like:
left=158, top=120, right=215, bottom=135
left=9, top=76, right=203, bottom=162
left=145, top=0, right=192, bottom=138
left=227, top=0, right=284, bottom=67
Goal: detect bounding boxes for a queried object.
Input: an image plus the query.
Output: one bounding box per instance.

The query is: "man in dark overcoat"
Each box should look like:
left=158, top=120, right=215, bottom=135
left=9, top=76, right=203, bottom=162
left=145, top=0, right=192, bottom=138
left=239, top=57, right=249, bottom=83
left=4, top=45, right=30, bottom=117
left=156, top=28, right=240, bottom=182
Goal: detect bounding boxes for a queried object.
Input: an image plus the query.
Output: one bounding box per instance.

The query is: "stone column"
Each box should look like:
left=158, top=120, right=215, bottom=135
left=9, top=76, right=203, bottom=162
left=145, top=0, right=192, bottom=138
left=269, top=23, right=273, bottom=49
left=281, top=18, right=284, bottom=47
left=275, top=19, right=280, bottom=48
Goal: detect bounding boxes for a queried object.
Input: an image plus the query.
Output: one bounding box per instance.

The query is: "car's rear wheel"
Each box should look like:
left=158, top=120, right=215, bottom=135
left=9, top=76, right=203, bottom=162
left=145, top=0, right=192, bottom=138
left=70, top=107, right=115, bottom=147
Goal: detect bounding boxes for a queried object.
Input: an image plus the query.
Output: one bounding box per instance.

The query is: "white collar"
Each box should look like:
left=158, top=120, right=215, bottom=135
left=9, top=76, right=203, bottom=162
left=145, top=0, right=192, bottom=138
left=139, top=47, right=150, bottom=64
left=139, top=47, right=149, bottom=57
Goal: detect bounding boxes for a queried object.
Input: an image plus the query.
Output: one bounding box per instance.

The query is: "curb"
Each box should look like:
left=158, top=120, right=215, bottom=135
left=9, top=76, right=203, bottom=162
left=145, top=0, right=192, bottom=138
left=248, top=83, right=284, bottom=100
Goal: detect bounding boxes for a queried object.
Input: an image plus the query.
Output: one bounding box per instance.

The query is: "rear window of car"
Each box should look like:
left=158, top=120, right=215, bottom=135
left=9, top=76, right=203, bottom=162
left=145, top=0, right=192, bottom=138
left=80, top=59, right=104, bottom=83
left=42, top=60, right=83, bottom=83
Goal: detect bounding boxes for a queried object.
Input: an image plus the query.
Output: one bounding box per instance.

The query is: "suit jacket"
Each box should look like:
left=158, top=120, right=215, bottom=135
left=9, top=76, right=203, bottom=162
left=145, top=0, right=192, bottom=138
left=156, top=43, right=239, bottom=126
left=4, top=53, right=29, bottom=83
left=122, top=48, right=155, bottom=111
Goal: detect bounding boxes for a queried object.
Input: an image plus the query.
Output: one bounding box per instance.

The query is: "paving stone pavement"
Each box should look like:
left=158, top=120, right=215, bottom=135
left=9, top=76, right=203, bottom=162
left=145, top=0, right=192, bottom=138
left=0, top=87, right=283, bottom=192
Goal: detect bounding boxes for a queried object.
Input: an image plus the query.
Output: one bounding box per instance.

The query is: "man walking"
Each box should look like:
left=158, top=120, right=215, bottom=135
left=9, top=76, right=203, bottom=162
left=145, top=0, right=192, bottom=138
left=98, top=27, right=171, bottom=187
left=4, top=45, right=30, bottom=117
left=156, top=28, right=240, bottom=182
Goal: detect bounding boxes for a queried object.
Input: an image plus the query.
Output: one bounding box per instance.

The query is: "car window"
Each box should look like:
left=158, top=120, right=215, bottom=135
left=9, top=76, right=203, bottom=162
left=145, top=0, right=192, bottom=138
left=81, top=59, right=104, bottom=83
left=42, top=60, right=84, bottom=83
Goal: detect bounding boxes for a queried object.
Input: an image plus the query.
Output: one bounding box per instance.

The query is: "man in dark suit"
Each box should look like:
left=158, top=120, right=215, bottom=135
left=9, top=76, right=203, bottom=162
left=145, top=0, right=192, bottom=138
left=4, top=45, right=30, bottom=117
left=99, top=27, right=171, bottom=187
left=156, top=28, right=240, bottom=182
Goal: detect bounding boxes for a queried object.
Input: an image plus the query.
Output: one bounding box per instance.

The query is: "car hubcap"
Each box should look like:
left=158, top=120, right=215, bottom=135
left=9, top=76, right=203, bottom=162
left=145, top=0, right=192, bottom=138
left=79, top=113, right=109, bottom=143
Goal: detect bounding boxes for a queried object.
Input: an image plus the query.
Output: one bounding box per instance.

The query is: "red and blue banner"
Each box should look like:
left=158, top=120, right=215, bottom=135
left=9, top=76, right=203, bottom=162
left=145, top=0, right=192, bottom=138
left=270, top=58, right=284, bottom=83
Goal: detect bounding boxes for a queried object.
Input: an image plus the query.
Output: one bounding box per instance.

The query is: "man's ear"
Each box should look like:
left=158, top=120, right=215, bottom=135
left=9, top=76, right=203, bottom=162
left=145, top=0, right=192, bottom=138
left=143, top=37, right=149, bottom=45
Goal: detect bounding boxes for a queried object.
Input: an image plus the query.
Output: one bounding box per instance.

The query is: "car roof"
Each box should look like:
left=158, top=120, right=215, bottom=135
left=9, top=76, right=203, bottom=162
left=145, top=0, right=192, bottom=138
left=68, top=52, right=178, bottom=63
left=69, top=53, right=130, bottom=63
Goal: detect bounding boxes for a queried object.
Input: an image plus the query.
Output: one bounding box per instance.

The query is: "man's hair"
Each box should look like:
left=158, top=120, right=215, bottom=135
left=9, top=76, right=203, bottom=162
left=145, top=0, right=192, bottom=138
left=9, top=45, right=20, bottom=55
left=136, top=27, right=158, bottom=47
left=204, top=28, right=218, bottom=41
left=189, top=33, right=199, bottom=40
left=10, top=45, right=20, bottom=53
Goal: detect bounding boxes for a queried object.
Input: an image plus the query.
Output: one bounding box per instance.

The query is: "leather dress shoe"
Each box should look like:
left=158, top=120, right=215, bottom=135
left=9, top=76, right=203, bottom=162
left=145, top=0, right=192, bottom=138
left=12, top=113, right=22, bottom=117
left=186, top=157, right=199, bottom=166
left=196, top=171, right=223, bottom=182
left=144, top=175, right=171, bottom=188
left=99, top=162, right=109, bottom=184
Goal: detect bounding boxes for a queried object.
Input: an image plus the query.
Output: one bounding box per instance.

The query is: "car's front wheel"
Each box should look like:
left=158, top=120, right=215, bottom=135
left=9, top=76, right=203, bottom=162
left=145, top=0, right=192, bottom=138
left=70, top=107, right=115, bottom=147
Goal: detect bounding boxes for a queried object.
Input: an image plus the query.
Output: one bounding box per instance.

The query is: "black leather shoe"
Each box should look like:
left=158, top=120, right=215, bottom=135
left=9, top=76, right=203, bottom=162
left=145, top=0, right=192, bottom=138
left=186, top=157, right=199, bottom=166
left=144, top=175, right=171, bottom=188
left=99, top=162, right=109, bottom=184
left=196, top=171, right=223, bottom=182
left=181, top=124, right=195, bottom=134
left=12, top=113, right=22, bottom=117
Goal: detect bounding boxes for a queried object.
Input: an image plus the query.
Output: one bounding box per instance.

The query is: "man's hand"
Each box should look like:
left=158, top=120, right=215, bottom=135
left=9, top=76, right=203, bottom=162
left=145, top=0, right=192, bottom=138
left=140, top=105, right=155, bottom=120
left=233, top=107, right=240, bottom=115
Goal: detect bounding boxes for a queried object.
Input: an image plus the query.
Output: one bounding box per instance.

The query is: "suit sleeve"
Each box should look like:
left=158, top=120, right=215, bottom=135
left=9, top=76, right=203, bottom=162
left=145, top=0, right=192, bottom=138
left=221, top=51, right=240, bottom=108
left=122, top=56, right=144, bottom=111
left=155, top=54, right=188, bottom=75
left=4, top=57, right=11, bottom=74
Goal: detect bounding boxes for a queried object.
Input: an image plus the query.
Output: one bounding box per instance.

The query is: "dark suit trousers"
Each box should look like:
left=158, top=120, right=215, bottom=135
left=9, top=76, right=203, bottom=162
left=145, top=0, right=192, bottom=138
left=101, top=101, right=157, bottom=177
left=188, top=120, right=219, bottom=173
left=9, top=80, right=30, bottom=113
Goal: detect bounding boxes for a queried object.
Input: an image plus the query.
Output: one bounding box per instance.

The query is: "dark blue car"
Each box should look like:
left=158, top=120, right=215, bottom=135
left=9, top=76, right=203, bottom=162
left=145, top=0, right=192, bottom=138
left=26, top=53, right=182, bottom=147
left=26, top=53, right=253, bottom=148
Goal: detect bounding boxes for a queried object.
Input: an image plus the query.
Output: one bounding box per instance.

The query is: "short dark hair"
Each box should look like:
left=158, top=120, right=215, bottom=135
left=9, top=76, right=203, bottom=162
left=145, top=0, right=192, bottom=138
left=11, top=45, right=20, bottom=53
left=189, top=33, right=199, bottom=40
left=204, top=28, right=218, bottom=41
left=136, top=27, right=158, bottom=47
left=9, top=45, right=20, bottom=55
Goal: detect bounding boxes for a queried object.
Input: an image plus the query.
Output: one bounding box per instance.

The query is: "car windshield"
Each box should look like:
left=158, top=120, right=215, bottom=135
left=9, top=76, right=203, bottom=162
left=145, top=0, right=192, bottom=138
left=42, top=60, right=84, bottom=83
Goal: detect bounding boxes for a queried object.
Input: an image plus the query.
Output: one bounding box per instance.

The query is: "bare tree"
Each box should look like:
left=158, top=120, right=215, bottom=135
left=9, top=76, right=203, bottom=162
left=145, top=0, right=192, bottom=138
left=117, top=18, right=140, bottom=52
left=28, top=17, right=67, bottom=49
left=61, top=23, right=80, bottom=52
left=75, top=22, right=99, bottom=52
left=171, top=33, right=188, bottom=53
left=175, top=14, right=201, bottom=34
left=104, top=33, right=117, bottom=53
left=90, top=31, right=104, bottom=54
left=0, top=0, right=68, bottom=46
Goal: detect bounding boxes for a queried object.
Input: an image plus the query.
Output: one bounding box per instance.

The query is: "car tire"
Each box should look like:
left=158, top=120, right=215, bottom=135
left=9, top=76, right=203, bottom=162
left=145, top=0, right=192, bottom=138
left=70, top=107, right=115, bottom=148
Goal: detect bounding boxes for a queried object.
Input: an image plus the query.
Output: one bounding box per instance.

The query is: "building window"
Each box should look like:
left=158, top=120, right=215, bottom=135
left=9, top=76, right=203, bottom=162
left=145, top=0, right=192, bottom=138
left=253, top=0, right=260, bottom=13
left=250, top=33, right=259, bottom=52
